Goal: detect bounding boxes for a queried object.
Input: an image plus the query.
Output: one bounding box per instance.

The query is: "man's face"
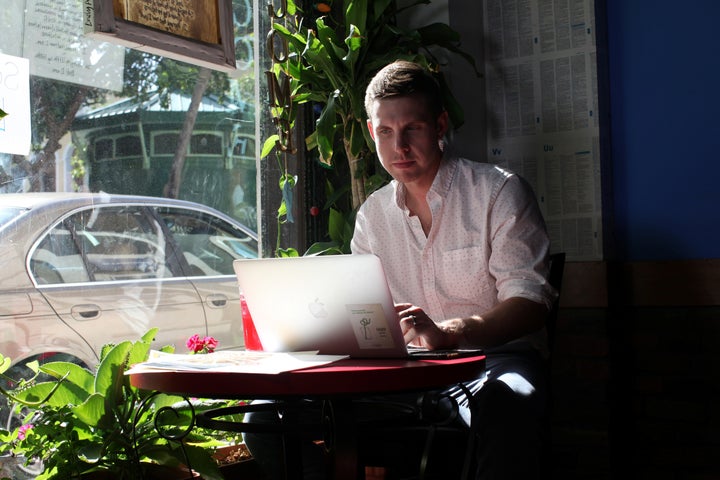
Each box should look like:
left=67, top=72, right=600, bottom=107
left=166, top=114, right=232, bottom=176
left=367, top=94, right=448, bottom=187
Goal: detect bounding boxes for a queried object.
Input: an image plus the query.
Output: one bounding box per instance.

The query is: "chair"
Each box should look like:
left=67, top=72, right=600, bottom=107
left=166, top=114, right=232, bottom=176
left=546, top=252, right=566, bottom=353
left=540, top=252, right=566, bottom=478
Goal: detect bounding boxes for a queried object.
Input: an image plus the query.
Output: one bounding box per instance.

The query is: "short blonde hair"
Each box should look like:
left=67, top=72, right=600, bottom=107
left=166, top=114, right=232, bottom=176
left=364, top=60, right=445, bottom=117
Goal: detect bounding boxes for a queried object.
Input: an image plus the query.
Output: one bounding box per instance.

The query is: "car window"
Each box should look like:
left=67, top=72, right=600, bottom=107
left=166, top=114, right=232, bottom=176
left=31, top=221, right=89, bottom=284
left=156, top=207, right=258, bottom=276
left=30, top=205, right=175, bottom=284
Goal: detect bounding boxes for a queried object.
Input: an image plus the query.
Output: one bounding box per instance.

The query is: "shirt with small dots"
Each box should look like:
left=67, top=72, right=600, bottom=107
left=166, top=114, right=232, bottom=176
left=351, top=156, right=556, bottom=353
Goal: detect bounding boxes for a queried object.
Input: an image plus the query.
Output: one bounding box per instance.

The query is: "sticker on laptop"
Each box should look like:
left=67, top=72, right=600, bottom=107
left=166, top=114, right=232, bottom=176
left=346, top=304, right=395, bottom=349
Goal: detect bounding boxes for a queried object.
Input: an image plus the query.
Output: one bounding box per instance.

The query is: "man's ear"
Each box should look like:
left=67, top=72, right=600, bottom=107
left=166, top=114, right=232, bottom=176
left=436, top=111, right=449, bottom=138
left=367, top=119, right=376, bottom=141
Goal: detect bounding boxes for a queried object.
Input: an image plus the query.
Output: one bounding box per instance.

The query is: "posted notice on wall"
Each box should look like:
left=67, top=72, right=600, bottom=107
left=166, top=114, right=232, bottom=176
left=23, top=0, right=124, bottom=91
left=0, top=53, right=31, bottom=156
left=481, top=0, right=603, bottom=261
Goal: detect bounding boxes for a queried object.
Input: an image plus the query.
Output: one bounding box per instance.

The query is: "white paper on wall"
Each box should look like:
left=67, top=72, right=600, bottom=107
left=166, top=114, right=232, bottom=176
left=0, top=53, right=31, bottom=156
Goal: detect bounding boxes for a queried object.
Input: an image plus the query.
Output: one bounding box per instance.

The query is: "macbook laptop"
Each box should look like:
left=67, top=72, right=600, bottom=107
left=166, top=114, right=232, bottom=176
left=232, top=254, right=482, bottom=359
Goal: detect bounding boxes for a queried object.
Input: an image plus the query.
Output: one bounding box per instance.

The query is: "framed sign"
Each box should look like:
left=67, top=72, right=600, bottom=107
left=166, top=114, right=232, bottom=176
left=84, top=0, right=236, bottom=72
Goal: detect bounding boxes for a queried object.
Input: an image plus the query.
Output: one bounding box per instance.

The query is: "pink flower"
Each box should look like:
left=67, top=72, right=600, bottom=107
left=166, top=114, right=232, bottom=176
left=203, top=336, right=218, bottom=353
left=186, top=334, right=203, bottom=353
left=18, top=423, right=33, bottom=440
left=186, top=334, right=218, bottom=354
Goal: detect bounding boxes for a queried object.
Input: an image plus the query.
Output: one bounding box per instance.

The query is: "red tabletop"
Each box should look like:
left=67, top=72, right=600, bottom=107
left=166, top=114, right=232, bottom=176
left=128, top=355, right=486, bottom=399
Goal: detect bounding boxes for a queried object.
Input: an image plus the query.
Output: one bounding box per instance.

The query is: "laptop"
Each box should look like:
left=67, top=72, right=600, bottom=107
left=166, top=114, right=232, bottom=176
left=232, top=254, right=482, bottom=359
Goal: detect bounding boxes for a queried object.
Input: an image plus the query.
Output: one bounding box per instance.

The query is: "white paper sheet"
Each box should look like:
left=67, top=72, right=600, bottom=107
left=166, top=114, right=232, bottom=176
left=125, top=350, right=348, bottom=375
left=0, top=53, right=31, bottom=156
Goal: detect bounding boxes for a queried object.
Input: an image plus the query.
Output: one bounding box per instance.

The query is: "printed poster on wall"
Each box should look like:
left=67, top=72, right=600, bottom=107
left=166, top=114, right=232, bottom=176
left=482, top=0, right=603, bottom=261
left=0, top=53, right=31, bottom=156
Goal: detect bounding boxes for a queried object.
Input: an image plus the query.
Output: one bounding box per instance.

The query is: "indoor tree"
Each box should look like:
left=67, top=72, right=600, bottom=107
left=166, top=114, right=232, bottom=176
left=262, top=0, right=477, bottom=254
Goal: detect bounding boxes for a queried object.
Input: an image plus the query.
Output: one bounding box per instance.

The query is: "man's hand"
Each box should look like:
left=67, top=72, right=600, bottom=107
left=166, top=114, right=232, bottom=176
left=396, top=303, right=460, bottom=350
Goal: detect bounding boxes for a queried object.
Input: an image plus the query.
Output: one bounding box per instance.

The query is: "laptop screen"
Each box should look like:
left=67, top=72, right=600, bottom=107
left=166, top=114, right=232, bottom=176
left=232, top=254, right=409, bottom=358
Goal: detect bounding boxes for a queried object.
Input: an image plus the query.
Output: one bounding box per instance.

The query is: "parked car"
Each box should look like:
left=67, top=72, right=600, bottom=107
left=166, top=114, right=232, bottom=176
left=0, top=192, right=258, bottom=391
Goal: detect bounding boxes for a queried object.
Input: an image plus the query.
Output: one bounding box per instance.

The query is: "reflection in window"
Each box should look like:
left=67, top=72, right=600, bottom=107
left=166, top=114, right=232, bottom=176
left=94, top=138, right=114, bottom=160
left=1, top=0, right=259, bottom=243
left=233, top=135, right=255, bottom=157
left=190, top=133, right=223, bottom=154
left=156, top=206, right=257, bottom=277
left=31, top=206, right=176, bottom=284
left=152, top=132, right=180, bottom=155
left=116, top=135, right=143, bottom=157
left=31, top=224, right=88, bottom=284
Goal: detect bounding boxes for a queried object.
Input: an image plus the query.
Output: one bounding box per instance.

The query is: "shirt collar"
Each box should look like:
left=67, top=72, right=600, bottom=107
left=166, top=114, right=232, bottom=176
left=392, top=155, right=458, bottom=209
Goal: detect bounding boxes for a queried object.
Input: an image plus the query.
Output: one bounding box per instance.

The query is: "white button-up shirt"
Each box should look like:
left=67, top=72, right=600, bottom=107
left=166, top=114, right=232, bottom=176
left=351, top=156, right=556, bottom=354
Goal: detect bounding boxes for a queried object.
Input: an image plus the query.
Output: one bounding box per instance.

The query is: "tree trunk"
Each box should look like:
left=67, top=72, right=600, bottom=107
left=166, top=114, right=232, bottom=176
left=30, top=87, right=89, bottom=191
left=344, top=137, right=367, bottom=210
left=163, top=67, right=212, bottom=199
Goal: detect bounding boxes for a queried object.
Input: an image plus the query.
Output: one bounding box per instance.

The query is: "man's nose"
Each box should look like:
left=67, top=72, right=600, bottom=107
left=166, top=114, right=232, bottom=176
left=394, top=134, right=409, bottom=152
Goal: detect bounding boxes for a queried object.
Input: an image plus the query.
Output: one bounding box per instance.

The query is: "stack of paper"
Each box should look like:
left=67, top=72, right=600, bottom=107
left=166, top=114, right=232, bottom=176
left=125, top=350, right=348, bottom=375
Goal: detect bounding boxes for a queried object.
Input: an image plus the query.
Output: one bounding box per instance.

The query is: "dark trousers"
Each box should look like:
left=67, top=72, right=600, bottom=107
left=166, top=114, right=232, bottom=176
left=244, top=351, right=547, bottom=480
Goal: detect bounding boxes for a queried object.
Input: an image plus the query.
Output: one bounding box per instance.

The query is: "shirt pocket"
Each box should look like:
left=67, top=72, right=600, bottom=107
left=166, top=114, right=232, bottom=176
left=437, top=247, right=491, bottom=303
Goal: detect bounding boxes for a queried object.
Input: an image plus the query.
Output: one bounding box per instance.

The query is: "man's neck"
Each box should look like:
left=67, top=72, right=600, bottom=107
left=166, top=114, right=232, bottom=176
left=404, top=183, right=433, bottom=236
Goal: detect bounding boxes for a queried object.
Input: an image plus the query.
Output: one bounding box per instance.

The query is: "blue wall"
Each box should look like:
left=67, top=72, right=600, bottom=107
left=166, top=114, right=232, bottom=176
left=605, top=1, right=720, bottom=260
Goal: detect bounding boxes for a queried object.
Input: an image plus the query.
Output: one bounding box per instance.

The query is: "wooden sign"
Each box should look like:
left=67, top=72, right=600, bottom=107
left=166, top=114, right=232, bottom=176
left=84, top=0, right=236, bottom=71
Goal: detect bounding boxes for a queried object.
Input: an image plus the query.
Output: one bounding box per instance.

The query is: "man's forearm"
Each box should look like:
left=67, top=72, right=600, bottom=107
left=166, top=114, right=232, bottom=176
left=439, top=297, right=548, bottom=349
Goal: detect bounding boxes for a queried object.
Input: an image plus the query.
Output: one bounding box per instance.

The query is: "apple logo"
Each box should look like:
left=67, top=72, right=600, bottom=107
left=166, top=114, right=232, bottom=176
left=308, top=297, right=328, bottom=318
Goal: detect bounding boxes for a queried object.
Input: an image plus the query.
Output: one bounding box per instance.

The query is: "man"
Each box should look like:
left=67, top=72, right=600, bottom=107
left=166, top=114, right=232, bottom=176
left=246, top=60, right=556, bottom=479
left=351, top=60, right=557, bottom=478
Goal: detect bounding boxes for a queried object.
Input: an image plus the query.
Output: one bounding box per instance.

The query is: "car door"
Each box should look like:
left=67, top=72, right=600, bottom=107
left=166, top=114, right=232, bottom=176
left=30, top=204, right=207, bottom=355
left=153, top=206, right=258, bottom=351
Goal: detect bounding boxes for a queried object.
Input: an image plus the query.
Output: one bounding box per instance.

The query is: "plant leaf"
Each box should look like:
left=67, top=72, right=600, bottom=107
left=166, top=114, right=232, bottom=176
left=315, top=92, right=338, bottom=165
left=71, top=392, right=106, bottom=427
left=261, top=135, right=280, bottom=158
left=344, top=0, right=368, bottom=35
left=94, top=340, right=132, bottom=405
left=0, top=354, right=10, bottom=374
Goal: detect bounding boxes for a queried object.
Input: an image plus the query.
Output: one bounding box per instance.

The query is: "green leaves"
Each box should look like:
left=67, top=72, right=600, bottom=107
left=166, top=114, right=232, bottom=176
left=0, top=328, right=229, bottom=479
left=264, top=0, right=478, bottom=254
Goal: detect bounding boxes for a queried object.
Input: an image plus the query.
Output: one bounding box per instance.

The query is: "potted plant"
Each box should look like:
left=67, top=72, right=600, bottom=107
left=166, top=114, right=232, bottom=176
left=0, top=329, right=235, bottom=480
left=262, top=0, right=478, bottom=255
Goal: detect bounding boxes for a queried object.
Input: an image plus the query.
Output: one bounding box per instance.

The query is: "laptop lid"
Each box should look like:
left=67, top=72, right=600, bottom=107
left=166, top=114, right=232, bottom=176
left=232, top=254, right=409, bottom=358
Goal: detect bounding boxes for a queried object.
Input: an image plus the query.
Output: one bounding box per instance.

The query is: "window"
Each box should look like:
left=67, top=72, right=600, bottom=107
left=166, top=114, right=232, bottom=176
left=190, top=133, right=223, bottom=155
left=116, top=135, right=143, bottom=158
left=152, top=132, right=181, bottom=156
left=156, top=206, right=258, bottom=276
left=0, top=0, right=258, bottom=234
left=30, top=205, right=174, bottom=284
left=28, top=202, right=259, bottom=285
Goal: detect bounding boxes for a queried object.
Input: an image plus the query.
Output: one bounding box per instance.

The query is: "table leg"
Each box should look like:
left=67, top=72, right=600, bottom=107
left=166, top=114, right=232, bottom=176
left=321, top=399, right=361, bottom=479
left=279, top=405, right=304, bottom=480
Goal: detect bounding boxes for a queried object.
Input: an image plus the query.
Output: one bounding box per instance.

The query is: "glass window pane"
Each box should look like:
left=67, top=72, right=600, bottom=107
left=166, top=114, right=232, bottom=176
left=155, top=206, right=258, bottom=276
left=116, top=135, right=142, bottom=158
left=94, top=138, right=114, bottom=160
left=190, top=133, right=223, bottom=154
left=0, top=0, right=258, bottom=234
left=153, top=133, right=181, bottom=156
left=31, top=222, right=88, bottom=285
left=70, top=206, right=174, bottom=281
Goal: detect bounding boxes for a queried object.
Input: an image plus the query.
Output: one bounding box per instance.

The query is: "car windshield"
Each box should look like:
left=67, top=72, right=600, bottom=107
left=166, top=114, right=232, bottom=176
left=0, top=207, right=28, bottom=228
